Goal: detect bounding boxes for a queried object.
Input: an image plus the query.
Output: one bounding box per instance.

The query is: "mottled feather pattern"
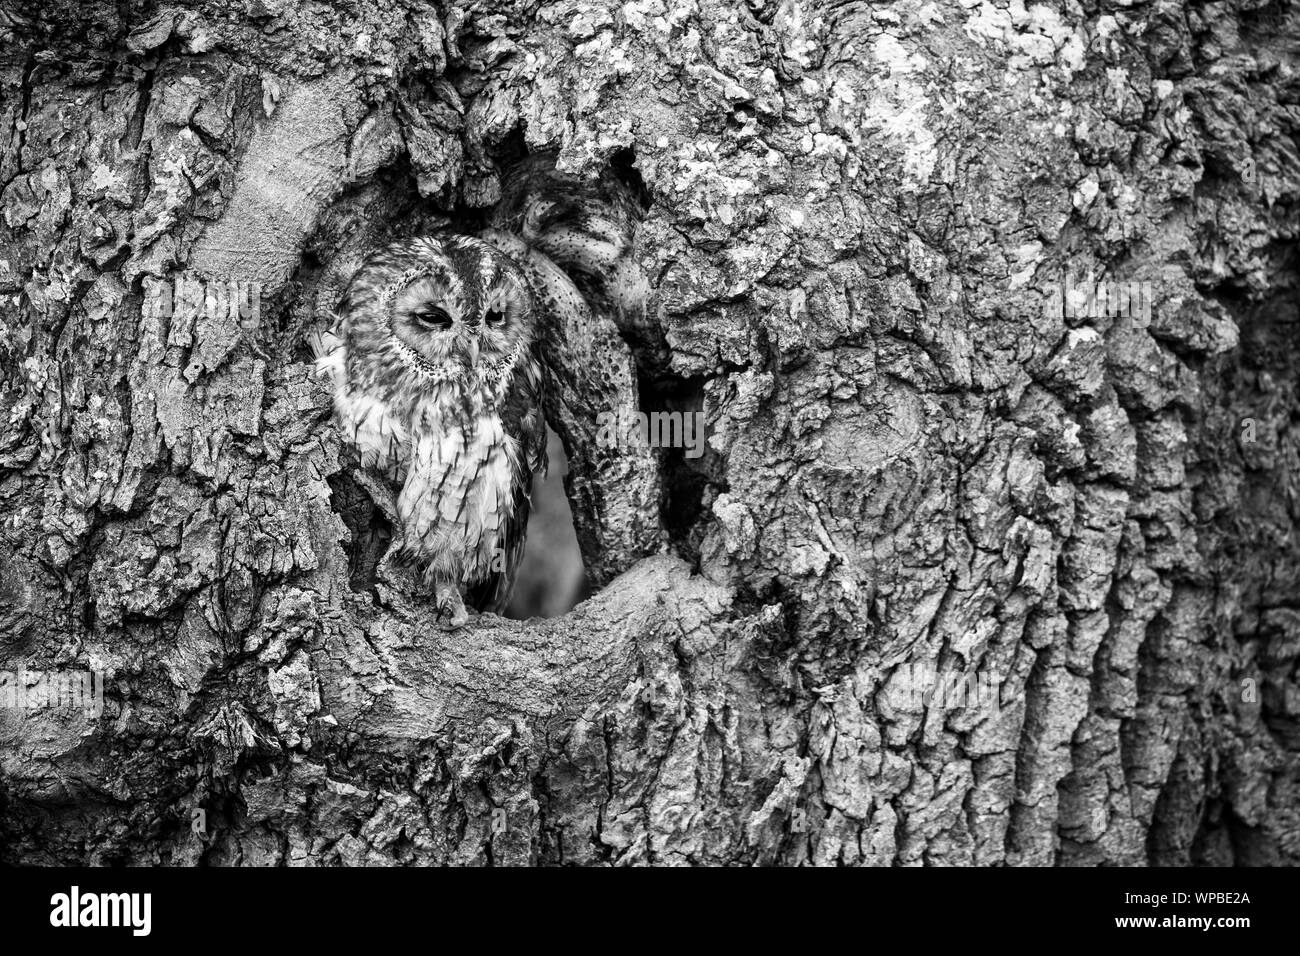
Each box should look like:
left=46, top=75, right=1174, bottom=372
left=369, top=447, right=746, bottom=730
left=491, top=155, right=648, bottom=333
left=314, top=233, right=546, bottom=616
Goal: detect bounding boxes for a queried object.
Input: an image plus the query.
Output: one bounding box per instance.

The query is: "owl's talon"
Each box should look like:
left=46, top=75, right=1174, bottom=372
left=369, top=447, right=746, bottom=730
left=437, top=606, right=470, bottom=629
left=434, top=581, right=469, bottom=629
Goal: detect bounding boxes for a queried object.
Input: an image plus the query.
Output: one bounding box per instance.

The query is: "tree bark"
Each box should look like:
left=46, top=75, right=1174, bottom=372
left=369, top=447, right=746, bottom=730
left=0, top=0, right=1297, bottom=866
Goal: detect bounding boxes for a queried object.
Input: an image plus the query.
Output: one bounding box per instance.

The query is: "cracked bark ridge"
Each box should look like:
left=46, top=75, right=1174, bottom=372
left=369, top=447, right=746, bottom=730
left=0, top=0, right=1297, bottom=865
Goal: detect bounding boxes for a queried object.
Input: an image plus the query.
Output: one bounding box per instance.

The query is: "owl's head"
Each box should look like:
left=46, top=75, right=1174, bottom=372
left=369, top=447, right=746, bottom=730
left=342, top=234, right=535, bottom=400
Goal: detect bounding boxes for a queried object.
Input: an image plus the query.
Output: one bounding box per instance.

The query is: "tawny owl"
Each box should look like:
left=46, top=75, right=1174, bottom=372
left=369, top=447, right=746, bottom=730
left=312, top=234, right=547, bottom=626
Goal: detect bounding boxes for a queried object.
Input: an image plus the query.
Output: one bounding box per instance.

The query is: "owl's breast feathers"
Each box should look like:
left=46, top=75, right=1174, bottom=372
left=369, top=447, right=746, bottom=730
left=468, top=345, right=547, bottom=611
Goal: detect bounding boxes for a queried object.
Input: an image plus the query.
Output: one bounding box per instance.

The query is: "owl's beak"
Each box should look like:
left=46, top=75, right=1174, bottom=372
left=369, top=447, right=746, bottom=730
left=466, top=338, right=480, bottom=367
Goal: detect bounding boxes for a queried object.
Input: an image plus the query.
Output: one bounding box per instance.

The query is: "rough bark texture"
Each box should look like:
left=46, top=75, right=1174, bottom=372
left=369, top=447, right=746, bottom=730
left=0, top=0, right=1297, bottom=866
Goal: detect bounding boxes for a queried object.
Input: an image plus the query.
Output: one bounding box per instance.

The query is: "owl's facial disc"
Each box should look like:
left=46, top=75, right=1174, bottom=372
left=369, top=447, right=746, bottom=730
left=373, top=245, right=534, bottom=390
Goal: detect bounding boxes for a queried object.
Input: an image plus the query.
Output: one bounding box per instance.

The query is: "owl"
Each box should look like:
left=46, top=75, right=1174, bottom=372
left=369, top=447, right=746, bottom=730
left=312, top=234, right=547, bottom=626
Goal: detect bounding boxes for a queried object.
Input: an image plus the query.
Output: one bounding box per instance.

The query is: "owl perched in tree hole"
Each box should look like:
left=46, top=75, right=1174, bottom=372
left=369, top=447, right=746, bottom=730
left=311, top=234, right=547, bottom=626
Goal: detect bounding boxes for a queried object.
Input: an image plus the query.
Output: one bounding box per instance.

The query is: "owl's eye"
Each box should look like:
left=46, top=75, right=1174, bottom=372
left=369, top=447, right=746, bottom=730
left=413, top=305, right=453, bottom=330
left=485, top=308, right=506, bottom=328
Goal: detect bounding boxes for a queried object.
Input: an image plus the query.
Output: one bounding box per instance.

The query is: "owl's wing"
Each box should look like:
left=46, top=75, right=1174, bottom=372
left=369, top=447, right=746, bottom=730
left=313, top=332, right=410, bottom=489
left=466, top=350, right=547, bottom=614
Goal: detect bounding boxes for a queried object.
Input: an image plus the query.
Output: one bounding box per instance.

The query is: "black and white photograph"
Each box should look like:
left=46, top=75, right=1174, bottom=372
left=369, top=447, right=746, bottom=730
left=0, top=0, right=1294, bottom=930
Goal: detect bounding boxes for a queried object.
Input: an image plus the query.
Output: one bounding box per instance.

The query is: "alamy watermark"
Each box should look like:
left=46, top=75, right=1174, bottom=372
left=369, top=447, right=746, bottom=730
left=886, top=662, right=1005, bottom=715
left=595, top=408, right=706, bottom=459
left=0, top=668, right=104, bottom=718
left=145, top=273, right=262, bottom=330
left=50, top=886, right=151, bottom=936
left=1043, top=276, right=1153, bottom=326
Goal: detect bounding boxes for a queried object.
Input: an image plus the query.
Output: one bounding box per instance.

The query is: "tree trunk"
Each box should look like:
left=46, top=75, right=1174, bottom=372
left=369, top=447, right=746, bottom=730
left=1, top=0, right=1297, bottom=866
